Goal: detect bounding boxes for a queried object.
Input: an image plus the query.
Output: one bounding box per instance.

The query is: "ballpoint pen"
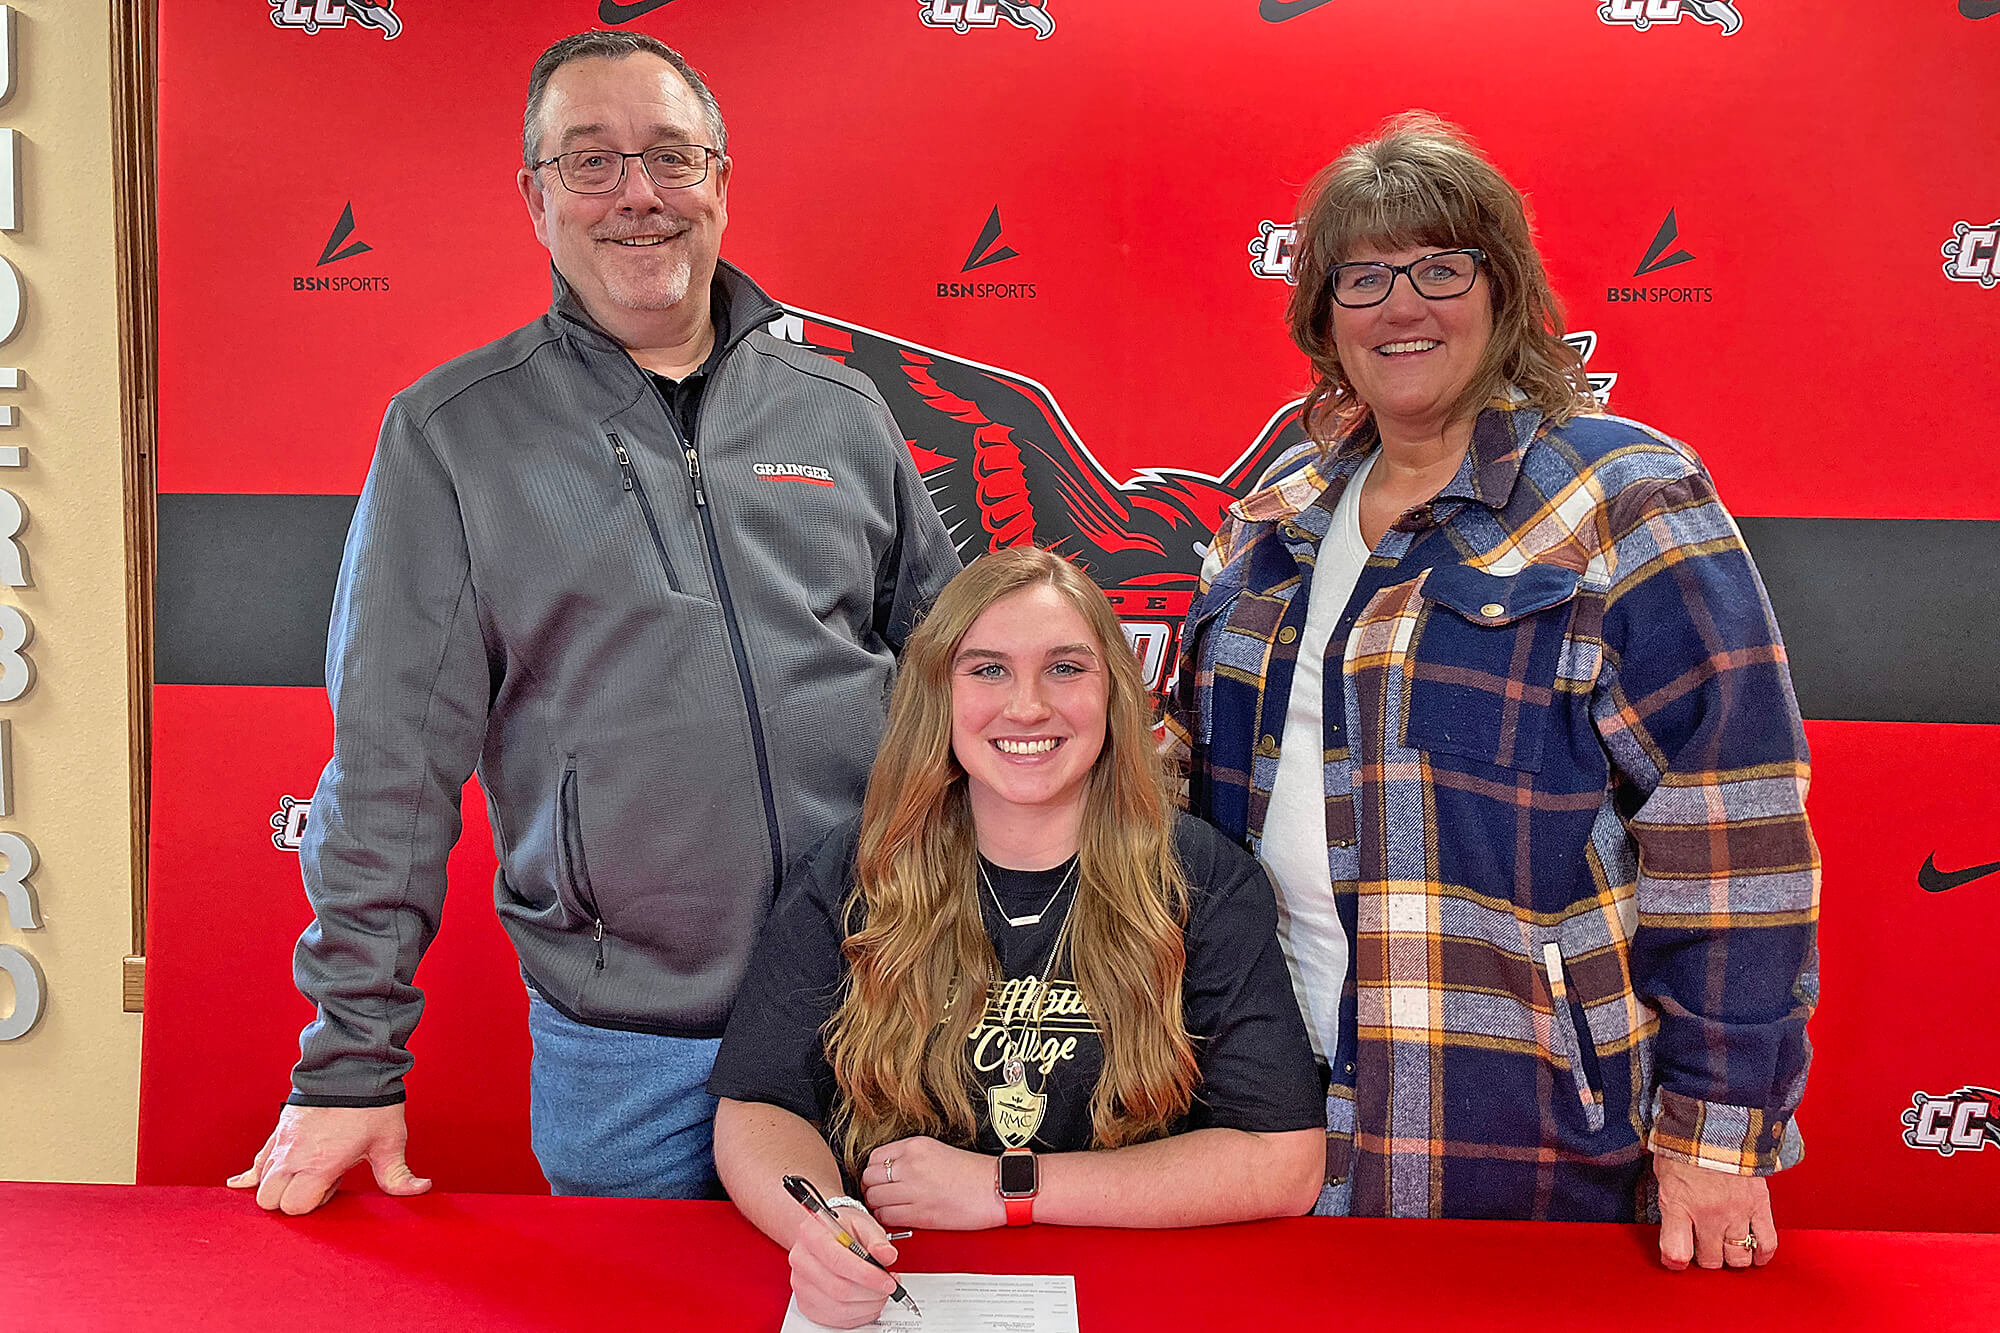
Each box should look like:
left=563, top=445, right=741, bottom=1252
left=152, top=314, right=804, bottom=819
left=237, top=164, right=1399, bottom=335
left=781, top=1174, right=922, bottom=1318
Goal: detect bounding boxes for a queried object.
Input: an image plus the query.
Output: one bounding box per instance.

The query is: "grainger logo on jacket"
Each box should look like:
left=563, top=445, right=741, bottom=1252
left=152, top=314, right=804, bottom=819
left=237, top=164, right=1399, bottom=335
left=918, top=0, right=1055, bottom=38
left=1598, top=0, right=1741, bottom=33
left=768, top=309, right=1297, bottom=691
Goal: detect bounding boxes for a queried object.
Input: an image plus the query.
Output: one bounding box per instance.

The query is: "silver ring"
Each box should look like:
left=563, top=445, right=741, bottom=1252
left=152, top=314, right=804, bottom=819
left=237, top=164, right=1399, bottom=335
left=884, top=1158, right=895, bottom=1184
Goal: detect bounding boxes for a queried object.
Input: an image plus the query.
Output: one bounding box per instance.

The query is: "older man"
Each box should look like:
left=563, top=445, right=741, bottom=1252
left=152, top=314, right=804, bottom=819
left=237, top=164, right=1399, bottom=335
left=229, top=31, right=957, bottom=1213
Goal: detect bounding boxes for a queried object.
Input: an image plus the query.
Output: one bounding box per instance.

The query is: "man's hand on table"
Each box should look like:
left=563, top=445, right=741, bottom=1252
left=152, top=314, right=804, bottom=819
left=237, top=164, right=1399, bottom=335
left=789, top=1202, right=899, bottom=1329
left=226, top=1104, right=431, bottom=1215
left=1655, top=1155, right=1776, bottom=1271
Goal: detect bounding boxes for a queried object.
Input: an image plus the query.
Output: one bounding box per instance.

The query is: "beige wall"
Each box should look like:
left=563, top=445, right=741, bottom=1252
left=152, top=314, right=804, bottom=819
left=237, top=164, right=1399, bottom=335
left=0, top=1, right=142, bottom=1183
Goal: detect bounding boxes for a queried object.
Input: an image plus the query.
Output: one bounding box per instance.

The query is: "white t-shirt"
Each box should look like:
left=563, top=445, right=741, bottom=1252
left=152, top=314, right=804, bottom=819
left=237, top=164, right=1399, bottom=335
left=1260, top=451, right=1375, bottom=1060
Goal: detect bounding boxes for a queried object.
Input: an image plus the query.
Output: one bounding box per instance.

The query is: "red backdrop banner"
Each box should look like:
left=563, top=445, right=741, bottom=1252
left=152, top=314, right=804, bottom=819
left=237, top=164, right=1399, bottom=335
left=141, top=0, right=2000, bottom=1230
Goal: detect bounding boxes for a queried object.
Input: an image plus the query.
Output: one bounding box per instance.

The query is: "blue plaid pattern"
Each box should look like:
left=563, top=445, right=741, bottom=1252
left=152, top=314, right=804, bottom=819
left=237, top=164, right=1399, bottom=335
left=1164, top=399, right=1819, bottom=1220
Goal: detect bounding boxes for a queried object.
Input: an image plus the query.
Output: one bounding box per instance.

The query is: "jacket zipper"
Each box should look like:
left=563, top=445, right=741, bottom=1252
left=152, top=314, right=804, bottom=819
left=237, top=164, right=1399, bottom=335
left=625, top=397, right=785, bottom=901
left=673, top=414, right=784, bottom=897
left=559, top=768, right=605, bottom=970
left=608, top=434, right=681, bottom=593
left=681, top=434, right=707, bottom=508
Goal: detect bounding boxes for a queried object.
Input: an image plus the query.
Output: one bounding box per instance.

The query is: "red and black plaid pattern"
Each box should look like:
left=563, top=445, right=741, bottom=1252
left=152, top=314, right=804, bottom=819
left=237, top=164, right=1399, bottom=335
left=1165, top=400, right=1819, bottom=1220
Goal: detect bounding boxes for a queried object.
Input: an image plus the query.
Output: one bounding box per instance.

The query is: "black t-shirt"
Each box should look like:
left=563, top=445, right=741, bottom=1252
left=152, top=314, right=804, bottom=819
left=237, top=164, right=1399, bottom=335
left=708, top=813, right=1323, bottom=1156
left=646, top=282, right=730, bottom=439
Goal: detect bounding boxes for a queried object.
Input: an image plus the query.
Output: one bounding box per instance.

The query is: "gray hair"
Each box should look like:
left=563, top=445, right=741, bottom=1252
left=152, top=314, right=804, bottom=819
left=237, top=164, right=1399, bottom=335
left=522, top=31, right=728, bottom=166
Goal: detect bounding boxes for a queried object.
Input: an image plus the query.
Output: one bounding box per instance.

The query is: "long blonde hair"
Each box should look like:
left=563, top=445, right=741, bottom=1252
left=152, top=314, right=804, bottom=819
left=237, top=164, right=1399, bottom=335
left=1285, top=111, right=1597, bottom=450
left=823, top=547, right=1197, bottom=1169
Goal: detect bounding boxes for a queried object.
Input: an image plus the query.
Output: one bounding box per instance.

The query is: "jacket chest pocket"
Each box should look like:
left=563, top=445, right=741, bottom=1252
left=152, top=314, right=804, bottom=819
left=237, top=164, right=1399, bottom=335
left=1402, top=563, right=1580, bottom=774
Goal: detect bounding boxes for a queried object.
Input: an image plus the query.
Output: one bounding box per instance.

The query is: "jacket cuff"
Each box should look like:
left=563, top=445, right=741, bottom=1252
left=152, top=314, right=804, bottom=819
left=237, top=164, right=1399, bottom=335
left=1647, top=1087, right=1801, bottom=1176
left=287, top=1089, right=407, bottom=1109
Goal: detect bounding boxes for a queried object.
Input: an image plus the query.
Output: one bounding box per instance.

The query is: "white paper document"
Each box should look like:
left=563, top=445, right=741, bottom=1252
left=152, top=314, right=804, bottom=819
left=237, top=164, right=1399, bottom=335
left=779, top=1272, right=1078, bottom=1333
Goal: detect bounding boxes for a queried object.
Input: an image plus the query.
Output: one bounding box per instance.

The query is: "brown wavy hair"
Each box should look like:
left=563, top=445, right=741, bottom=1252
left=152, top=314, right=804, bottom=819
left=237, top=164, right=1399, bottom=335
left=823, top=547, right=1197, bottom=1169
left=1285, top=111, right=1596, bottom=449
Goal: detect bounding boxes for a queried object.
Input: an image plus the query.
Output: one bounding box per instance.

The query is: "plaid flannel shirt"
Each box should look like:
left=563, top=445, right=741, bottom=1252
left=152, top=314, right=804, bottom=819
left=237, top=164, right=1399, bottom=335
left=1163, top=398, right=1819, bottom=1220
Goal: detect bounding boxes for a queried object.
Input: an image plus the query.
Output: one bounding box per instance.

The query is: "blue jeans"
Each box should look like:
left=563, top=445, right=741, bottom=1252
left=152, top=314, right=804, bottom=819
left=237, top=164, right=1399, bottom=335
left=526, top=987, right=724, bottom=1198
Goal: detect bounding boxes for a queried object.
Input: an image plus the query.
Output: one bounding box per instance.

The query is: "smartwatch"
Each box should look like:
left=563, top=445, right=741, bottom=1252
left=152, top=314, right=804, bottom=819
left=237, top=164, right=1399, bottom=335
left=996, top=1148, right=1038, bottom=1226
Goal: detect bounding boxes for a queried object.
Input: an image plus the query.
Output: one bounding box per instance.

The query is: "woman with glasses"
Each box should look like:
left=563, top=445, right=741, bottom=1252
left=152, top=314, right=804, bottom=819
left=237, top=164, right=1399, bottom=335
left=709, top=547, right=1324, bottom=1329
left=1166, top=114, right=1818, bottom=1269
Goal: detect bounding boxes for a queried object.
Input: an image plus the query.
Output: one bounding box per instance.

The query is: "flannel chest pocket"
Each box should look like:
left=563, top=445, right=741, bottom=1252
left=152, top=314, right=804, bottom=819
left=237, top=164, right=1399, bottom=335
left=1403, top=563, right=1580, bottom=773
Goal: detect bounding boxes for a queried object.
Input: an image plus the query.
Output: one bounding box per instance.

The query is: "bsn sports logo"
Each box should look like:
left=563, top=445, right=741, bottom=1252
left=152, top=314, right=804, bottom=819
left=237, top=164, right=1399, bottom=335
left=1903, top=1087, right=2000, bottom=1156
left=1598, top=0, right=1742, bottom=34
left=269, top=0, right=401, bottom=39
left=919, top=0, right=1055, bottom=39
left=941, top=208, right=1035, bottom=299
left=963, top=207, right=1020, bottom=273
left=1633, top=209, right=1695, bottom=276
left=1609, top=209, right=1713, bottom=304
left=271, top=796, right=311, bottom=852
left=296, top=205, right=388, bottom=293
left=1943, top=220, right=2000, bottom=288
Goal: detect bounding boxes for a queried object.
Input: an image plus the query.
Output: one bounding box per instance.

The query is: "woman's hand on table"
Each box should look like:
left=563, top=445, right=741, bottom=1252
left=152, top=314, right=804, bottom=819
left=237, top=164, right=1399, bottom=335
left=1654, top=1155, right=1777, bottom=1270
left=861, top=1136, right=1007, bottom=1230
left=788, top=1203, right=900, bottom=1329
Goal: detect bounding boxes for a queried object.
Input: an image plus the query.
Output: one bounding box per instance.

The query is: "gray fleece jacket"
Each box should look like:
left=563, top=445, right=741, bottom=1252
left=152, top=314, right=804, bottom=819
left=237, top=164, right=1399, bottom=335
left=288, top=262, right=958, bottom=1106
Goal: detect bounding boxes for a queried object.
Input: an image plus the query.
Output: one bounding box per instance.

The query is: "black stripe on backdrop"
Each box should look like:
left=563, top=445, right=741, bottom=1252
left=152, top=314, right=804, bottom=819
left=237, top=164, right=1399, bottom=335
left=154, top=493, right=357, bottom=690
left=153, top=495, right=1998, bottom=724
left=1735, top=517, right=1997, bottom=726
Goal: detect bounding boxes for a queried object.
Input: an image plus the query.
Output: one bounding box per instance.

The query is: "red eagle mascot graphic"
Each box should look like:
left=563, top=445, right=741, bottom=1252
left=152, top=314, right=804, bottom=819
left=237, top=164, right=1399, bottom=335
left=772, top=308, right=1615, bottom=694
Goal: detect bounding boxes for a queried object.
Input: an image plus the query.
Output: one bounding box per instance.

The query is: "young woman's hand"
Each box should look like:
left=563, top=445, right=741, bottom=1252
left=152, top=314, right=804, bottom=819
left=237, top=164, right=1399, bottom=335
left=787, top=1202, right=900, bottom=1329
left=860, top=1136, right=1008, bottom=1230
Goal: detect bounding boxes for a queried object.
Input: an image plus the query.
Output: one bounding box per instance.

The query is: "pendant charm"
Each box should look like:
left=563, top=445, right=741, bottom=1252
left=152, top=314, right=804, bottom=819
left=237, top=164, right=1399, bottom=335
left=988, top=1071, right=1046, bottom=1150
left=1004, top=910, right=1043, bottom=927
left=1003, top=1057, right=1025, bottom=1086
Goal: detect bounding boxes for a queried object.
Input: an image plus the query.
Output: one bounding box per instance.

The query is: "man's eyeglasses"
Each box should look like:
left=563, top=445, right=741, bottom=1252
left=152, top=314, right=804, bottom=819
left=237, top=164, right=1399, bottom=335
left=1327, top=249, right=1485, bottom=308
left=533, top=144, right=720, bottom=195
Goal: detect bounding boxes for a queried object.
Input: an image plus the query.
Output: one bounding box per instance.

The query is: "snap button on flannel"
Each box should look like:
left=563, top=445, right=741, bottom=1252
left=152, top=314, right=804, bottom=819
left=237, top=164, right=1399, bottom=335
left=1279, top=626, right=1298, bottom=644
left=1481, top=602, right=1505, bottom=617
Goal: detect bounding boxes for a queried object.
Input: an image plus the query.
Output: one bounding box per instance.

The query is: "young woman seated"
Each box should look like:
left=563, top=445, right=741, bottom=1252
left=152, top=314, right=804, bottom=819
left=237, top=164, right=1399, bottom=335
left=708, top=547, right=1324, bottom=1328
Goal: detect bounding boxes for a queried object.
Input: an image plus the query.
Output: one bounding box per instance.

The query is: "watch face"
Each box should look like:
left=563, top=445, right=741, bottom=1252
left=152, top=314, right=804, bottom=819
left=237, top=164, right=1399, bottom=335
left=997, top=1151, right=1037, bottom=1196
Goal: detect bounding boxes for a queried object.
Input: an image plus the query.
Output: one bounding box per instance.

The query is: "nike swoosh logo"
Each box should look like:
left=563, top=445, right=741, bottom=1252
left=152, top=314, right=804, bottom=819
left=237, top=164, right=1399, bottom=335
left=599, top=0, right=679, bottom=22
left=1260, top=0, right=1338, bottom=20
left=1918, top=853, right=2000, bottom=893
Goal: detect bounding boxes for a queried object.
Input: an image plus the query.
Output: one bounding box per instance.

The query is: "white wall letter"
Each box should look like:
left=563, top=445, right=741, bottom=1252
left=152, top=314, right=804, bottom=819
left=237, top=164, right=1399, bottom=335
left=0, top=254, right=21, bottom=346
left=0, top=8, right=15, bottom=109
left=0, top=944, right=43, bottom=1040
left=0, top=943, right=45, bottom=1041
left=0, top=488, right=27, bottom=586
left=0, top=601, right=32, bottom=701
left=0, top=827, right=36, bottom=928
